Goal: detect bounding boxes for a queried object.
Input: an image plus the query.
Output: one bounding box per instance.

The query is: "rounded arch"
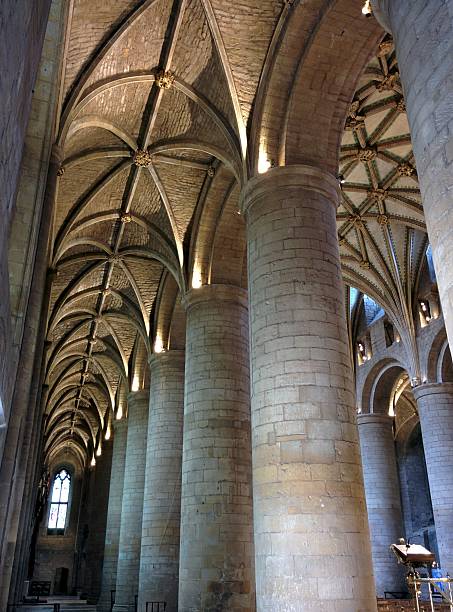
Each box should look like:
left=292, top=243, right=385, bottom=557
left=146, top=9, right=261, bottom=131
left=426, top=327, right=453, bottom=384
left=360, top=357, right=409, bottom=414
left=252, top=0, right=383, bottom=175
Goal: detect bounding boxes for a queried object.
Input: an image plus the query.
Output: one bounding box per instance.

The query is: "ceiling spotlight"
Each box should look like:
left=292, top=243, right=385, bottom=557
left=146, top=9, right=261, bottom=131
left=362, top=0, right=372, bottom=16
left=338, top=174, right=346, bottom=184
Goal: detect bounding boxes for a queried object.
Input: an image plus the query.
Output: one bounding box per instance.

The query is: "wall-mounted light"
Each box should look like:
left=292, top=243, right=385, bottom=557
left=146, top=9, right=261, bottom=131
left=358, top=342, right=367, bottom=362
left=116, top=404, right=123, bottom=420
left=154, top=335, right=165, bottom=354
left=357, top=339, right=371, bottom=365
left=258, top=149, right=272, bottom=174
left=419, top=300, right=432, bottom=325
left=96, top=446, right=102, bottom=457
left=131, top=376, right=140, bottom=392
left=192, top=267, right=202, bottom=289
left=362, top=0, right=372, bottom=16
left=105, top=425, right=111, bottom=440
left=90, top=456, right=96, bottom=467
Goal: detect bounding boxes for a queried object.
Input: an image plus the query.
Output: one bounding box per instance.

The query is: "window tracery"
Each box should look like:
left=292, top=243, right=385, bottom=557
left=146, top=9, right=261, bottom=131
left=47, top=468, right=71, bottom=533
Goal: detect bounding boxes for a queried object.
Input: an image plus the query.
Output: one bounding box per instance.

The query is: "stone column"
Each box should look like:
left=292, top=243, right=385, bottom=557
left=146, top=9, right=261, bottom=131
left=178, top=285, right=254, bottom=611
left=0, top=146, right=62, bottom=610
left=98, top=418, right=128, bottom=612
left=241, top=165, right=376, bottom=611
left=413, top=383, right=453, bottom=573
left=357, top=414, right=406, bottom=597
left=370, top=0, right=453, bottom=352
left=138, top=351, right=184, bottom=612
left=113, top=390, right=149, bottom=612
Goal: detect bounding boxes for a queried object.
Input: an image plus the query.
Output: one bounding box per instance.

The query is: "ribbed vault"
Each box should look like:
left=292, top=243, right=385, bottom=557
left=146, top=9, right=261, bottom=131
left=43, top=2, right=427, bottom=464
left=44, top=0, right=257, bottom=463
left=338, top=36, right=426, bottom=375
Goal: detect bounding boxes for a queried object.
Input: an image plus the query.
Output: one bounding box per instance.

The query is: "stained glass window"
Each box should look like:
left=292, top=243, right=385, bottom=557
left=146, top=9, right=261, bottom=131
left=47, top=469, right=71, bottom=533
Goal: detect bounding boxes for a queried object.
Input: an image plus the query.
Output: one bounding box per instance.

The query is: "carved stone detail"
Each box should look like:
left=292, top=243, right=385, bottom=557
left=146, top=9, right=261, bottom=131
left=378, top=39, right=393, bottom=57
left=120, top=213, right=132, bottom=223
left=155, top=70, right=175, bottom=89
left=349, top=100, right=361, bottom=118
left=133, top=149, right=153, bottom=167
left=377, top=214, right=389, bottom=226
left=394, top=97, right=406, bottom=113
left=377, top=72, right=399, bottom=92
left=358, top=147, right=377, bottom=162
left=397, top=163, right=415, bottom=177
left=369, top=188, right=387, bottom=203
left=349, top=214, right=364, bottom=228
left=345, top=116, right=365, bottom=132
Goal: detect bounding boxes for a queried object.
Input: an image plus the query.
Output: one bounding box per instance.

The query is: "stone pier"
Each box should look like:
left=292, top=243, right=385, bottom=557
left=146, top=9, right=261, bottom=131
left=413, top=383, right=453, bottom=574
left=113, top=390, right=149, bottom=612
left=138, top=351, right=185, bottom=612
left=98, top=418, right=128, bottom=612
left=178, top=285, right=255, bottom=611
left=241, top=165, right=376, bottom=611
left=358, top=414, right=406, bottom=596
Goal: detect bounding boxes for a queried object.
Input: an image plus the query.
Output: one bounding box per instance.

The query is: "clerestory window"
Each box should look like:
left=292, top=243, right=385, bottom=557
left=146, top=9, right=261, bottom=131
left=47, top=468, right=71, bottom=534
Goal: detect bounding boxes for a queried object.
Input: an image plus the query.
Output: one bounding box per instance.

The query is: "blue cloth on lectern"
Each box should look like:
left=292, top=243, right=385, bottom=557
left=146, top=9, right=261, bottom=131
left=432, top=566, right=443, bottom=590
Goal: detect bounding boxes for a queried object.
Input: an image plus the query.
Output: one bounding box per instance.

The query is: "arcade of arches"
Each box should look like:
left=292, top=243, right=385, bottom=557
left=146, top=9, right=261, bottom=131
left=1, top=1, right=453, bottom=611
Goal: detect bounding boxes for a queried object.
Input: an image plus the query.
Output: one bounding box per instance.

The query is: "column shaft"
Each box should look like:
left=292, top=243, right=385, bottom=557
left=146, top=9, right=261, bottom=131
left=413, top=383, right=453, bottom=572
left=241, top=165, right=376, bottom=611
left=113, top=390, right=149, bottom=612
left=0, top=146, right=62, bottom=609
left=179, top=285, right=254, bottom=611
left=138, top=351, right=184, bottom=612
left=357, top=414, right=406, bottom=596
left=98, top=418, right=128, bottom=611
left=371, top=0, right=453, bottom=350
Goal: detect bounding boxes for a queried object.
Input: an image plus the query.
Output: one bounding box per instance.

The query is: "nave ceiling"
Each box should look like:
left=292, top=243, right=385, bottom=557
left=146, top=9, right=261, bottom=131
left=43, top=0, right=430, bottom=465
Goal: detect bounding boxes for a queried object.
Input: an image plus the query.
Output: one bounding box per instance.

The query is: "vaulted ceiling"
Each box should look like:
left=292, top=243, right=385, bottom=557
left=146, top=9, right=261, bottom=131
left=43, top=1, right=426, bottom=466
left=338, top=36, right=426, bottom=374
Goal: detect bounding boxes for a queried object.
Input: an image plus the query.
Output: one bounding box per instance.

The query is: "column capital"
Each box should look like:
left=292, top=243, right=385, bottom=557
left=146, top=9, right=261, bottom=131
left=127, top=388, right=149, bottom=404
left=148, top=349, right=185, bottom=369
left=357, top=412, right=395, bottom=427
left=370, top=0, right=392, bottom=33
left=412, top=382, right=453, bottom=401
left=183, top=283, right=248, bottom=312
left=240, top=164, right=340, bottom=217
left=113, top=416, right=127, bottom=432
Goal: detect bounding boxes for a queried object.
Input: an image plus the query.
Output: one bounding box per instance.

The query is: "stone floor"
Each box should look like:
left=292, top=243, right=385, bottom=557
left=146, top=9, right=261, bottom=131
left=16, top=595, right=96, bottom=611
left=378, top=599, right=451, bottom=611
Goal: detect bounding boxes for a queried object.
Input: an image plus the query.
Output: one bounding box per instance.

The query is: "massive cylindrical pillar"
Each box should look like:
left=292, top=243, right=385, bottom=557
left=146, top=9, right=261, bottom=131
left=113, top=390, right=149, bottom=612
left=413, top=383, right=453, bottom=573
left=98, top=418, right=128, bottom=611
left=241, top=165, right=376, bottom=611
left=357, top=414, right=406, bottom=597
left=371, top=0, right=453, bottom=352
left=138, top=351, right=184, bottom=612
left=178, top=285, right=254, bottom=611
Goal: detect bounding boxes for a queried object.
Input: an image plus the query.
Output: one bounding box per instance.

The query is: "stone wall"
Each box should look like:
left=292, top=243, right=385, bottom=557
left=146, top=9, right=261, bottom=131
left=33, top=463, right=83, bottom=594
left=0, top=0, right=51, bottom=438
